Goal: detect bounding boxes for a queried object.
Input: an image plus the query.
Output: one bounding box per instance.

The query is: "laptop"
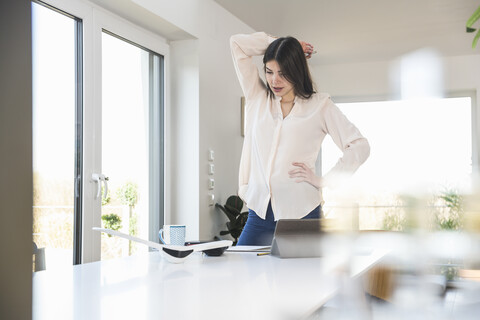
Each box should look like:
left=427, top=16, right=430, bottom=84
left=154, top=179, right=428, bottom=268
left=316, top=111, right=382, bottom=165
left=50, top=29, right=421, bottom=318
left=270, top=219, right=324, bottom=258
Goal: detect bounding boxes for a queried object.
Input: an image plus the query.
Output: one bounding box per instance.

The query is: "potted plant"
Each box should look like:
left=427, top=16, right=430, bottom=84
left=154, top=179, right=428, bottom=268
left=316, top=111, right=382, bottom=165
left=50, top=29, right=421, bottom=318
left=216, top=195, right=248, bottom=245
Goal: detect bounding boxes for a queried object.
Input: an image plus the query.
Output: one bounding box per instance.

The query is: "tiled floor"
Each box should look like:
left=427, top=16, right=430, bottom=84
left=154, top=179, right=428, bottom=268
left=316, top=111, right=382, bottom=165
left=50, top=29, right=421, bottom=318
left=443, top=283, right=480, bottom=320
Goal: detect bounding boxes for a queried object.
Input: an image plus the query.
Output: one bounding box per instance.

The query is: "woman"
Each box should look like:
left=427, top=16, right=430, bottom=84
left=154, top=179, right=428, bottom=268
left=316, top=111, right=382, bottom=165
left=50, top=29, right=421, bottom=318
left=230, top=32, right=370, bottom=246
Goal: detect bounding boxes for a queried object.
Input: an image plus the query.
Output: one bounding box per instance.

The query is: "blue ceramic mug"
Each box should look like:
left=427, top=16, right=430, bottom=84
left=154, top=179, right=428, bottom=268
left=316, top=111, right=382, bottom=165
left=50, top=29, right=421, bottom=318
left=159, top=225, right=186, bottom=246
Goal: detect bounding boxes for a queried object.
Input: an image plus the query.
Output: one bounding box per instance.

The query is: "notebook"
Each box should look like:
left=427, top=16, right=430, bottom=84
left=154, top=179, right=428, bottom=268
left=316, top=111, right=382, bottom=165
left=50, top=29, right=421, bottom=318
left=270, top=219, right=324, bottom=258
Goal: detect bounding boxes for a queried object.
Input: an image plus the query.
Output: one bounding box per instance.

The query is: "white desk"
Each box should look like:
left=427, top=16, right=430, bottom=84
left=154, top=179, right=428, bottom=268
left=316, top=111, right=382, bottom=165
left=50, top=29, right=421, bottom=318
left=33, top=248, right=387, bottom=320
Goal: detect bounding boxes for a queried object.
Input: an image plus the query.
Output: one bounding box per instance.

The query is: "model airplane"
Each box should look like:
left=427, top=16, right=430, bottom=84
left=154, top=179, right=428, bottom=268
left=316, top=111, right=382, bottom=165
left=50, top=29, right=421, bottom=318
left=93, top=227, right=232, bottom=263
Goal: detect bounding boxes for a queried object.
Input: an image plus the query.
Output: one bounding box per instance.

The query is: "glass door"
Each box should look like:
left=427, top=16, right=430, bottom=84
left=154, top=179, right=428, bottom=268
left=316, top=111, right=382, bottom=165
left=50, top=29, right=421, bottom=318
left=100, top=31, right=164, bottom=260
left=32, top=0, right=166, bottom=264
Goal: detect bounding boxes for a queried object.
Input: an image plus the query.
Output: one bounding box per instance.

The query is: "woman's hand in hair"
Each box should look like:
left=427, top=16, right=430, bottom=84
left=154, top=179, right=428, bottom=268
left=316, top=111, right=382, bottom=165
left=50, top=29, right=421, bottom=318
left=289, top=162, right=321, bottom=189
left=299, top=41, right=314, bottom=59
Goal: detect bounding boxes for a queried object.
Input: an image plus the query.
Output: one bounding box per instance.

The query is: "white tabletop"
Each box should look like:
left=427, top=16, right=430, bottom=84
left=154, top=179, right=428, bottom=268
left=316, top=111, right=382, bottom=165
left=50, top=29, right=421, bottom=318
left=33, top=247, right=387, bottom=320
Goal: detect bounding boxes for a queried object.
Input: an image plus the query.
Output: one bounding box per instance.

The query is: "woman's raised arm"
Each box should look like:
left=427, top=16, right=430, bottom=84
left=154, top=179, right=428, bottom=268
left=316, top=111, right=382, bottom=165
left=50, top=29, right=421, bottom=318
left=230, top=32, right=275, bottom=101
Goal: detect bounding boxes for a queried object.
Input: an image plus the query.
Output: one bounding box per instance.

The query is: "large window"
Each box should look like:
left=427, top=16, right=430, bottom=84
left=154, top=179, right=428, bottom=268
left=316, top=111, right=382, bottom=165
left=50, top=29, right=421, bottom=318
left=321, top=97, right=473, bottom=230
left=32, top=1, right=83, bottom=268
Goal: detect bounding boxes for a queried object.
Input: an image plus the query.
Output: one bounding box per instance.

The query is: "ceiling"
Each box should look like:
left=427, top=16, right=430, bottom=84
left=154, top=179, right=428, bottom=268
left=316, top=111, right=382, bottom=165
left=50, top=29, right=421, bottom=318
left=214, top=0, right=479, bottom=65
left=89, top=0, right=194, bottom=41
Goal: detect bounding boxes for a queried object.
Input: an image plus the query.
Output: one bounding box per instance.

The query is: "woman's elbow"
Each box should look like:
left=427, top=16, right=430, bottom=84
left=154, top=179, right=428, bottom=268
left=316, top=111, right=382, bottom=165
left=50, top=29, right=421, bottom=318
left=349, top=138, right=370, bottom=165
left=358, top=138, right=370, bottom=164
left=230, top=34, right=242, bottom=47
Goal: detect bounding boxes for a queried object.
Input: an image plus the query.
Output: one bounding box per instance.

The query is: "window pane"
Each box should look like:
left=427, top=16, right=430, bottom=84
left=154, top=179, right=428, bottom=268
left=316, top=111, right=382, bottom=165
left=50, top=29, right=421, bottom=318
left=321, top=97, right=472, bottom=229
left=101, top=32, right=158, bottom=260
left=32, top=2, right=76, bottom=269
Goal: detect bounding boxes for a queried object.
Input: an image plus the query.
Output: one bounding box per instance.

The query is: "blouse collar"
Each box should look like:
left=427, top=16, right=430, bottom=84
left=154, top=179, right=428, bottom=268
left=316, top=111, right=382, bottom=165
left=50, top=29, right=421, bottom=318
left=273, top=95, right=300, bottom=119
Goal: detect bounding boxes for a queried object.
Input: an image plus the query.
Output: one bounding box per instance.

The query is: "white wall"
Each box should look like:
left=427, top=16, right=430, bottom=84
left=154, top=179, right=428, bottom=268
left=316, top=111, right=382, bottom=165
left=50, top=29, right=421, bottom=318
left=168, top=39, right=199, bottom=239
left=312, top=60, right=394, bottom=100
left=312, top=54, right=480, bottom=102
left=133, top=0, right=255, bottom=240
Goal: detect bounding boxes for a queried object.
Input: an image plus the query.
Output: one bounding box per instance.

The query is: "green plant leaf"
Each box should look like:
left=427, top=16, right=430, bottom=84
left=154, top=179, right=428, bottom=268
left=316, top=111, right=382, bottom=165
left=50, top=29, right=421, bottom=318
left=225, top=195, right=244, bottom=212
left=215, top=203, right=236, bottom=222
left=225, top=204, right=241, bottom=216
left=230, top=229, right=242, bottom=239
left=466, top=27, right=476, bottom=33
left=473, top=29, right=480, bottom=48
left=216, top=195, right=248, bottom=245
left=466, top=5, right=480, bottom=28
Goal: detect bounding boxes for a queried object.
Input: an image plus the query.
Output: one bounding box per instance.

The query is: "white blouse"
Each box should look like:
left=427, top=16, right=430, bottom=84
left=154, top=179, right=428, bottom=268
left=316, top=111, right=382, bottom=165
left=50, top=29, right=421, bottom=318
left=230, top=32, right=370, bottom=220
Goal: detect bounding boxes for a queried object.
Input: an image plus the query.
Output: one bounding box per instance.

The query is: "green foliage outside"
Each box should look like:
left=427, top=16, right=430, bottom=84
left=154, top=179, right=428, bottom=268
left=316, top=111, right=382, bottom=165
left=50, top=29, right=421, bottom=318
left=32, top=173, right=74, bottom=249
left=435, top=189, right=464, bottom=231
left=101, top=214, right=122, bottom=237
left=116, top=182, right=139, bottom=254
left=129, top=213, right=138, bottom=242
left=382, top=188, right=464, bottom=232
left=33, top=172, right=141, bottom=259
left=117, top=182, right=138, bottom=207
left=101, top=185, right=111, bottom=206
left=382, top=208, right=406, bottom=231
left=99, top=181, right=140, bottom=256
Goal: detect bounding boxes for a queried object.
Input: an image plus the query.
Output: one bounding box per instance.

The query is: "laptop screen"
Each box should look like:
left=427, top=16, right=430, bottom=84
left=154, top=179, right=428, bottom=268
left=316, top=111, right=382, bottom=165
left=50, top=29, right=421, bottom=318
left=271, top=219, right=324, bottom=258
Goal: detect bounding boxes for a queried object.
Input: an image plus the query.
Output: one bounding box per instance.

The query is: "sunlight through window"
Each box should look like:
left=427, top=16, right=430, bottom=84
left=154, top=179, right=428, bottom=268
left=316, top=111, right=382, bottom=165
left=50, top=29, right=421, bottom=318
left=321, top=97, right=472, bottom=229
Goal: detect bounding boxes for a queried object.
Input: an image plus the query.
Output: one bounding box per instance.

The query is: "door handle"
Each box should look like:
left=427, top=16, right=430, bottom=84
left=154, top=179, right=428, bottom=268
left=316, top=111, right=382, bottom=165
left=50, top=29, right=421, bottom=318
left=92, top=173, right=109, bottom=200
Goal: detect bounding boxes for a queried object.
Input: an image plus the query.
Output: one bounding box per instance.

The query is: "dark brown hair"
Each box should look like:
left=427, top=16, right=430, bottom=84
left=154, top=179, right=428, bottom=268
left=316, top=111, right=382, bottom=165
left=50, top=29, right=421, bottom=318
left=263, top=36, right=315, bottom=99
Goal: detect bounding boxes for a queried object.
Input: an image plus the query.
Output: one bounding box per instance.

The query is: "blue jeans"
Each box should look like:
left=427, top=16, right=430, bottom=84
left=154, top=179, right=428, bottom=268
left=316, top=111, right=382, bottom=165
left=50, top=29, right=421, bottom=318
left=237, top=201, right=322, bottom=246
